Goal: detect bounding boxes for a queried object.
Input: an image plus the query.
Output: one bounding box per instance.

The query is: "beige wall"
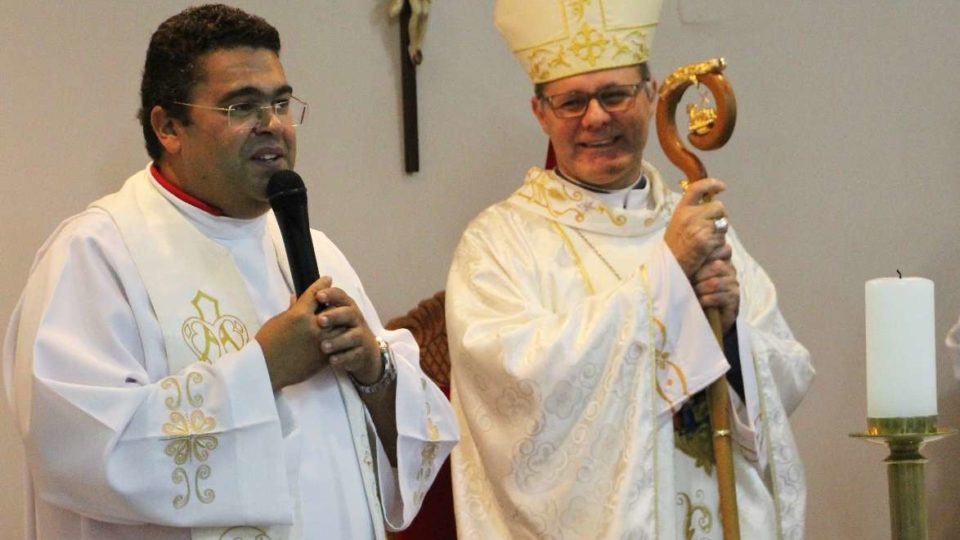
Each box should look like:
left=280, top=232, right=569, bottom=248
left=2, top=1, right=958, bottom=537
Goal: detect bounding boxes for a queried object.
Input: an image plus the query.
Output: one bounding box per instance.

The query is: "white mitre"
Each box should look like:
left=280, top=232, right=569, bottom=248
left=494, top=0, right=664, bottom=83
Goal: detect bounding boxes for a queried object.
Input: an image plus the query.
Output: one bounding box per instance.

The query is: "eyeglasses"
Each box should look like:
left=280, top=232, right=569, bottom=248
left=540, top=82, right=649, bottom=119
left=173, top=96, right=309, bottom=128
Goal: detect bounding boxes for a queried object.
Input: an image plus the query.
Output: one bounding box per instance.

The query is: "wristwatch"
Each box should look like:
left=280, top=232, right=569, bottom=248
left=351, top=337, right=397, bottom=394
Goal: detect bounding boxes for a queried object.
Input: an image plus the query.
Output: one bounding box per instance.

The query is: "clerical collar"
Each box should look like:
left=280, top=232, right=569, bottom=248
left=554, top=167, right=647, bottom=193
left=150, top=163, right=225, bottom=216
left=554, top=168, right=648, bottom=209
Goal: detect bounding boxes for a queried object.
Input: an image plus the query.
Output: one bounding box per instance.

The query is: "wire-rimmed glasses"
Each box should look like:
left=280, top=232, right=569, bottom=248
left=539, top=83, right=649, bottom=119
left=173, top=96, right=308, bottom=128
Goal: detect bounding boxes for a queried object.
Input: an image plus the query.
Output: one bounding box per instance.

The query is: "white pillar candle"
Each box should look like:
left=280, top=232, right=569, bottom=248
left=865, top=276, right=937, bottom=418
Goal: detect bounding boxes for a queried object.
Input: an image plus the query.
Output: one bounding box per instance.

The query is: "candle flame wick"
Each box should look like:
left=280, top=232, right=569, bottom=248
left=897, top=269, right=902, bottom=279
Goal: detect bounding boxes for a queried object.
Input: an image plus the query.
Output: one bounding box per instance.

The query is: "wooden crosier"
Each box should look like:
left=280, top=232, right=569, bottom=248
left=655, top=57, right=740, bottom=540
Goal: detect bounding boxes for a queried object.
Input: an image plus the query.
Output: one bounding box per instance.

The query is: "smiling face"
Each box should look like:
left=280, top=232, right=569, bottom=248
left=532, top=65, right=656, bottom=190
left=152, top=47, right=296, bottom=218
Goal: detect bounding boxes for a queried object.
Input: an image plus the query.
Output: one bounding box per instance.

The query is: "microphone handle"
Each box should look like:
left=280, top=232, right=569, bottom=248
left=273, top=208, right=327, bottom=312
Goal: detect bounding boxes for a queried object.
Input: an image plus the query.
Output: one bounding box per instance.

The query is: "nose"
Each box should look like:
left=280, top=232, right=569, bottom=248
left=580, top=97, right=611, bottom=129
left=254, top=104, right=284, bottom=131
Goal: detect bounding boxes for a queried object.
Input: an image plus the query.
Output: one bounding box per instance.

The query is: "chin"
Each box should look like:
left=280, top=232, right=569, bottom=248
left=584, top=166, right=636, bottom=189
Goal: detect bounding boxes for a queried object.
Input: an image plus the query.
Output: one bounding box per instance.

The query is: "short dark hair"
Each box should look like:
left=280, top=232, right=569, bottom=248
left=534, top=63, right=652, bottom=99
left=138, top=4, right=281, bottom=160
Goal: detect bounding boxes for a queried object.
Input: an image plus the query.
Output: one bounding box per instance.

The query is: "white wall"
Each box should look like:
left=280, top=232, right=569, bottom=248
left=1, top=1, right=958, bottom=538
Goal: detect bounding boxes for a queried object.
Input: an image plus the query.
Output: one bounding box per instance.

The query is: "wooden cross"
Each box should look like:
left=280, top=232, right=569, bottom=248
left=399, top=1, right=419, bottom=173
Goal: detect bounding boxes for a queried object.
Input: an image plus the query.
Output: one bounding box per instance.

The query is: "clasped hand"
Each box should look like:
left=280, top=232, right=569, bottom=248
left=256, top=277, right=381, bottom=392
left=664, top=178, right=740, bottom=334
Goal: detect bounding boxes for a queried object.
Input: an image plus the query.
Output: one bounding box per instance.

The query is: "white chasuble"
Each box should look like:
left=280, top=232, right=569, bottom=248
left=447, top=165, right=814, bottom=539
left=4, top=166, right=458, bottom=540
left=92, top=172, right=309, bottom=540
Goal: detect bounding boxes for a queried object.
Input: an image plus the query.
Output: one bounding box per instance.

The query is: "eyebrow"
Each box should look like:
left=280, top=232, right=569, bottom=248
left=217, top=84, right=294, bottom=104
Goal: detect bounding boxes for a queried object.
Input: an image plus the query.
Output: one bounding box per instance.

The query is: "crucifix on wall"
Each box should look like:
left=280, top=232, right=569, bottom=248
left=389, top=0, right=431, bottom=174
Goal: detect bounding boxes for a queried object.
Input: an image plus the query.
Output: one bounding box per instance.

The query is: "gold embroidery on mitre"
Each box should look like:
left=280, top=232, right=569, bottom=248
left=160, top=372, right=220, bottom=509
left=653, top=318, right=690, bottom=410
left=181, top=290, right=250, bottom=363
left=569, top=23, right=610, bottom=67
left=567, top=0, right=592, bottom=21
left=497, top=0, right=662, bottom=83
left=611, top=30, right=650, bottom=62
left=527, top=44, right=571, bottom=82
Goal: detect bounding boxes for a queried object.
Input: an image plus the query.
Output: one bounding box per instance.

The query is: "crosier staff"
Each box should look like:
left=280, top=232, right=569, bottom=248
left=656, top=57, right=740, bottom=540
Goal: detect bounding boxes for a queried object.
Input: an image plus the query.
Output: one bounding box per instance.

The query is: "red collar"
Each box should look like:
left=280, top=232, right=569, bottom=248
left=150, top=164, right=225, bottom=216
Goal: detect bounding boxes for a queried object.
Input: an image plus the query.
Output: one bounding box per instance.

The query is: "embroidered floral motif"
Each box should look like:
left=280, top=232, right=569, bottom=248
left=513, top=438, right=569, bottom=493
left=755, top=351, right=806, bottom=538
left=414, top=442, right=439, bottom=506
left=163, top=410, right=219, bottom=464
left=181, top=290, right=250, bottom=363
left=161, top=377, right=182, bottom=410
left=653, top=318, right=690, bottom=409
left=517, top=172, right=587, bottom=222
left=422, top=378, right=441, bottom=441
left=527, top=45, right=571, bottom=83
left=161, top=372, right=219, bottom=509
left=544, top=380, right=584, bottom=419
left=566, top=0, right=591, bottom=21
left=677, top=490, right=714, bottom=540
left=611, top=30, right=650, bottom=62
left=494, top=381, right=537, bottom=420
left=517, top=171, right=627, bottom=226
left=217, top=526, right=272, bottom=540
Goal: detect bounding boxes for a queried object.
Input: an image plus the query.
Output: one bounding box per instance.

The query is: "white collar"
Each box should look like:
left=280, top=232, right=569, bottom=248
left=149, top=176, right=267, bottom=241
left=554, top=168, right=650, bottom=210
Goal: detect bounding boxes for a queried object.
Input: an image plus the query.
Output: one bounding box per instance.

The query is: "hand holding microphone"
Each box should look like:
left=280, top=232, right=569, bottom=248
left=258, top=170, right=381, bottom=391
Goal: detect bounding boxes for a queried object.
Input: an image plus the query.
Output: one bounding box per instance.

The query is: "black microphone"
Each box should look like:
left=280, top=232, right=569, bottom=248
left=267, top=170, right=323, bottom=305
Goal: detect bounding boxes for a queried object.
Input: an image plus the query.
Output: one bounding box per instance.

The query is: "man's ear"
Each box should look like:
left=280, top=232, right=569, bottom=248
left=530, top=96, right=550, bottom=135
left=645, top=78, right=659, bottom=103
left=150, top=105, right=182, bottom=156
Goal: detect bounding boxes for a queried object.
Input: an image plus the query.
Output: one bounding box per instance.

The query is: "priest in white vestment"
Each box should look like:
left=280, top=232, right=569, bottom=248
left=2, top=5, right=457, bottom=540
left=446, top=2, right=814, bottom=539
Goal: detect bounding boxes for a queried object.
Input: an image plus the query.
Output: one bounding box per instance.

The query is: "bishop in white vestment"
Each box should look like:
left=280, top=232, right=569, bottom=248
left=448, top=167, right=813, bottom=539
left=448, top=1, right=814, bottom=538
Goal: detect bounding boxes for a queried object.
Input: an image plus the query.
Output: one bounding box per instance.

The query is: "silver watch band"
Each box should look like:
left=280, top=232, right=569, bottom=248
left=351, top=337, right=397, bottom=394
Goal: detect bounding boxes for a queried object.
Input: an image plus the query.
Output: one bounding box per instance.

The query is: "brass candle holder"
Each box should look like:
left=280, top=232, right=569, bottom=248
left=850, top=416, right=956, bottom=540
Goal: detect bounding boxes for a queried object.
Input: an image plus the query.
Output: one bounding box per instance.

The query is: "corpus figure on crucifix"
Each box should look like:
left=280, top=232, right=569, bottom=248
left=388, top=0, right=431, bottom=172
left=389, top=0, right=431, bottom=65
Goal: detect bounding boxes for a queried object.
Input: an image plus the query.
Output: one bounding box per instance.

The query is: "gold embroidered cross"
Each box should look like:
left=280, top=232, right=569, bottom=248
left=569, top=23, right=609, bottom=67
